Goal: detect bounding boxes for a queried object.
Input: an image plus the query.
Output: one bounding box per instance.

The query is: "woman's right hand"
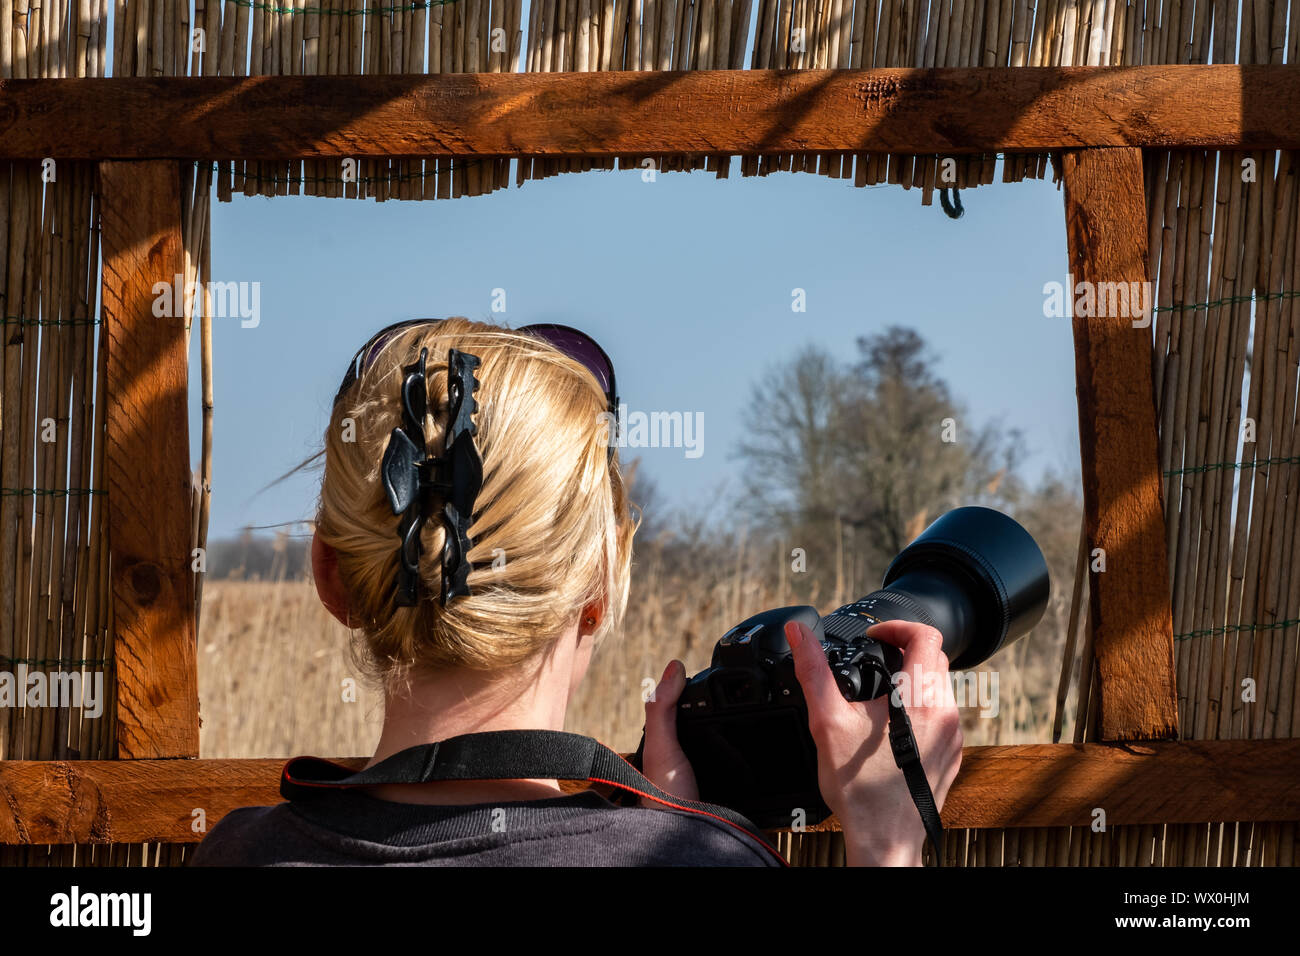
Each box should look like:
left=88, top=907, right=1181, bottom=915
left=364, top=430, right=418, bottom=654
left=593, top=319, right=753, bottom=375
left=784, top=618, right=963, bottom=866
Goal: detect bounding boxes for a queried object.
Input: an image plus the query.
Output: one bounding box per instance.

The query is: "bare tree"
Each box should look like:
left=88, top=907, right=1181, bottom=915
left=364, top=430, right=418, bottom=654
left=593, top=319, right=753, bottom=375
left=733, top=327, right=1030, bottom=595
left=733, top=344, right=845, bottom=545
left=834, top=326, right=1027, bottom=560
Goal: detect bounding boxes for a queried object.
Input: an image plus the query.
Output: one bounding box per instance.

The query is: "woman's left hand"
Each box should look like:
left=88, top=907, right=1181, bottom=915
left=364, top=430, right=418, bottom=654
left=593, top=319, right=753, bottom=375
left=640, top=659, right=700, bottom=801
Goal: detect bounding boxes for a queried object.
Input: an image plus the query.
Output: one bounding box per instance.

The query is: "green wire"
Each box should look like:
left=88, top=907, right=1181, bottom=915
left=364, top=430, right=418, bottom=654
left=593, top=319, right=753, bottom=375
left=0, top=657, right=110, bottom=667
left=220, top=0, right=465, bottom=15
left=1165, top=455, right=1300, bottom=478
left=0, top=316, right=99, bottom=327
left=1175, top=619, right=1300, bottom=641
left=0, top=488, right=104, bottom=497
left=1153, top=290, right=1300, bottom=314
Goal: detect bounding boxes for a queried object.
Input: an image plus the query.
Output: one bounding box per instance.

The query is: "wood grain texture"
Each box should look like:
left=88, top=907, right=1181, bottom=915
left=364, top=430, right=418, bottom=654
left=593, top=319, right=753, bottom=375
left=0, top=66, right=1297, bottom=159
left=939, top=740, right=1300, bottom=829
left=3, top=742, right=1298, bottom=843
left=0, top=757, right=364, bottom=844
left=99, top=161, right=199, bottom=759
left=1061, top=148, right=1179, bottom=742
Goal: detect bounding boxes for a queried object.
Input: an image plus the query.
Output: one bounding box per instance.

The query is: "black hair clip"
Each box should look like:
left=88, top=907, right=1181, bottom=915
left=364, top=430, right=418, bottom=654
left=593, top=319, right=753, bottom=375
left=380, top=347, right=483, bottom=607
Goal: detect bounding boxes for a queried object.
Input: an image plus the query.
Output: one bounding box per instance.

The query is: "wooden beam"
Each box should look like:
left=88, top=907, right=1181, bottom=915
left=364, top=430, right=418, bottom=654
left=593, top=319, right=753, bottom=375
left=0, top=67, right=1297, bottom=160
left=99, top=161, right=199, bottom=759
left=0, top=757, right=322, bottom=844
left=1061, top=148, right=1178, bottom=741
left=3, top=741, right=1298, bottom=844
left=939, top=739, right=1300, bottom=829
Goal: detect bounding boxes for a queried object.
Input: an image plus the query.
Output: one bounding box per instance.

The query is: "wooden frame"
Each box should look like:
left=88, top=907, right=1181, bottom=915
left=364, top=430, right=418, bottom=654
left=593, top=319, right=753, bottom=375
left=5, top=740, right=1300, bottom=844
left=3, top=65, right=1299, bottom=844
left=1060, top=148, right=1179, bottom=742
left=2, top=67, right=1299, bottom=158
left=100, top=161, right=201, bottom=760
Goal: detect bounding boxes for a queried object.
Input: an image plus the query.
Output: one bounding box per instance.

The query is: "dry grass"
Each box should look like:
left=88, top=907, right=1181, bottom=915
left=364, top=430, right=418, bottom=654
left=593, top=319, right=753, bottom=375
left=198, top=577, right=383, bottom=758
left=199, top=563, right=1076, bottom=758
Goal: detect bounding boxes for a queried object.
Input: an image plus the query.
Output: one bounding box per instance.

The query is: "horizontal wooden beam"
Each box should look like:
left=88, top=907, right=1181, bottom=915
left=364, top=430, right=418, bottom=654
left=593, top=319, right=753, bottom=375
left=3, top=740, right=1298, bottom=844
left=0, top=66, right=1296, bottom=160
left=936, top=739, right=1300, bottom=829
left=0, top=757, right=312, bottom=845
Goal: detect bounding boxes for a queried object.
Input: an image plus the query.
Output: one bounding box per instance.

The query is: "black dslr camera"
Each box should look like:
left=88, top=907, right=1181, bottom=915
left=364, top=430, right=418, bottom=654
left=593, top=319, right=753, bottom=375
left=668, top=506, right=1050, bottom=829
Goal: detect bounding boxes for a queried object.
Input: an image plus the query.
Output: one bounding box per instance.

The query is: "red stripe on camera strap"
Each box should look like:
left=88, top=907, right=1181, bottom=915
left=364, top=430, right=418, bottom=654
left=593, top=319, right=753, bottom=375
left=280, top=729, right=789, bottom=867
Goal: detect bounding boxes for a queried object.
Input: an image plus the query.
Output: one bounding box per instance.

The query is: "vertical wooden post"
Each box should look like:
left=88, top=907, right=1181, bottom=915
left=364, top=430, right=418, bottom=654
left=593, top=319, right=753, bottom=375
left=99, top=161, right=199, bottom=759
left=1061, top=147, right=1178, bottom=742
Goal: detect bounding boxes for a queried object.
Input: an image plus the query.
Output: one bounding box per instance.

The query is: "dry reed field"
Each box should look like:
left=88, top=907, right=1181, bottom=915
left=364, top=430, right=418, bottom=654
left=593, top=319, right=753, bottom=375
left=198, top=547, right=1078, bottom=760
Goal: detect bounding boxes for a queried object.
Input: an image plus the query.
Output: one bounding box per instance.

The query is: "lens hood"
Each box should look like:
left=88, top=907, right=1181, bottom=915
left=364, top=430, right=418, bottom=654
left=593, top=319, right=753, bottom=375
left=882, top=506, right=1050, bottom=667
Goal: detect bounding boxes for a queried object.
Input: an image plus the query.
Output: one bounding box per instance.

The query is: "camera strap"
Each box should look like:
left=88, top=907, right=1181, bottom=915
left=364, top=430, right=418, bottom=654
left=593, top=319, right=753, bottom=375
left=279, top=728, right=789, bottom=867
left=884, top=696, right=946, bottom=865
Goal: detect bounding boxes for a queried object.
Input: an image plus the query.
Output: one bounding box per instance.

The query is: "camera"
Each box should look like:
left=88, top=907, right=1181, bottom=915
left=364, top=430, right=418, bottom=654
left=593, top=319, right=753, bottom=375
left=669, top=506, right=1050, bottom=829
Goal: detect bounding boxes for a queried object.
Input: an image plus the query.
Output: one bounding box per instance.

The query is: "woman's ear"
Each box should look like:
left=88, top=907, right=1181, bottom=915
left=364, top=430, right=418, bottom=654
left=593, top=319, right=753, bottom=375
left=312, top=531, right=354, bottom=627
left=577, top=599, right=606, bottom=638
left=568, top=600, right=606, bottom=694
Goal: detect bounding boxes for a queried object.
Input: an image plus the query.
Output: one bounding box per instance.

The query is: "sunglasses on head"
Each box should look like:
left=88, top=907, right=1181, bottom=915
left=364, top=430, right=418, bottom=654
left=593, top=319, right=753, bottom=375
left=333, top=319, right=620, bottom=461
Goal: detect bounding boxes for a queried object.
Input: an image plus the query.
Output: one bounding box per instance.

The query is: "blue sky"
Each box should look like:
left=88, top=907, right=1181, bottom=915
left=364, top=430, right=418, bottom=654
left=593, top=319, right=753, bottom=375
left=192, top=162, right=1081, bottom=539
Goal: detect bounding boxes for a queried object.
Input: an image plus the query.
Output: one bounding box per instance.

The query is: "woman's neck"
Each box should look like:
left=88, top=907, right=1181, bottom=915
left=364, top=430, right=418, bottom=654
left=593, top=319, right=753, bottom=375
left=361, top=638, right=581, bottom=805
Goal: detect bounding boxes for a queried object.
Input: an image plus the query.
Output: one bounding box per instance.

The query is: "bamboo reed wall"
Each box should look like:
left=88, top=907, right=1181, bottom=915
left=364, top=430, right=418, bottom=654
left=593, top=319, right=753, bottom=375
left=1, top=0, right=1297, bottom=867
left=0, top=0, right=112, bottom=865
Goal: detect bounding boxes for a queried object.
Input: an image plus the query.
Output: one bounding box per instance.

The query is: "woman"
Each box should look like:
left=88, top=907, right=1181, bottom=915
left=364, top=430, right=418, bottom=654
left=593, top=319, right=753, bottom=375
left=190, top=317, right=962, bottom=867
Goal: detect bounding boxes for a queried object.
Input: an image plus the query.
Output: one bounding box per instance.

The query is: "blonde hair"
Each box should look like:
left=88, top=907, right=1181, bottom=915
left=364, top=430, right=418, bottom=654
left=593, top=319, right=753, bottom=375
left=316, top=317, right=635, bottom=682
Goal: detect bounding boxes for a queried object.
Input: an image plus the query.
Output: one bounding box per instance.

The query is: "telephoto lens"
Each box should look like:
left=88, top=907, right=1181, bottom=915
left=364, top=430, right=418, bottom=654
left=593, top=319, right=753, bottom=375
left=821, top=505, right=1051, bottom=669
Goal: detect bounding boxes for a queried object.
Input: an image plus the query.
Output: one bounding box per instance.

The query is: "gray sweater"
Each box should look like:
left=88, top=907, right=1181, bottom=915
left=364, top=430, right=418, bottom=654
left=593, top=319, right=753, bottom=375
left=188, top=788, right=782, bottom=866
